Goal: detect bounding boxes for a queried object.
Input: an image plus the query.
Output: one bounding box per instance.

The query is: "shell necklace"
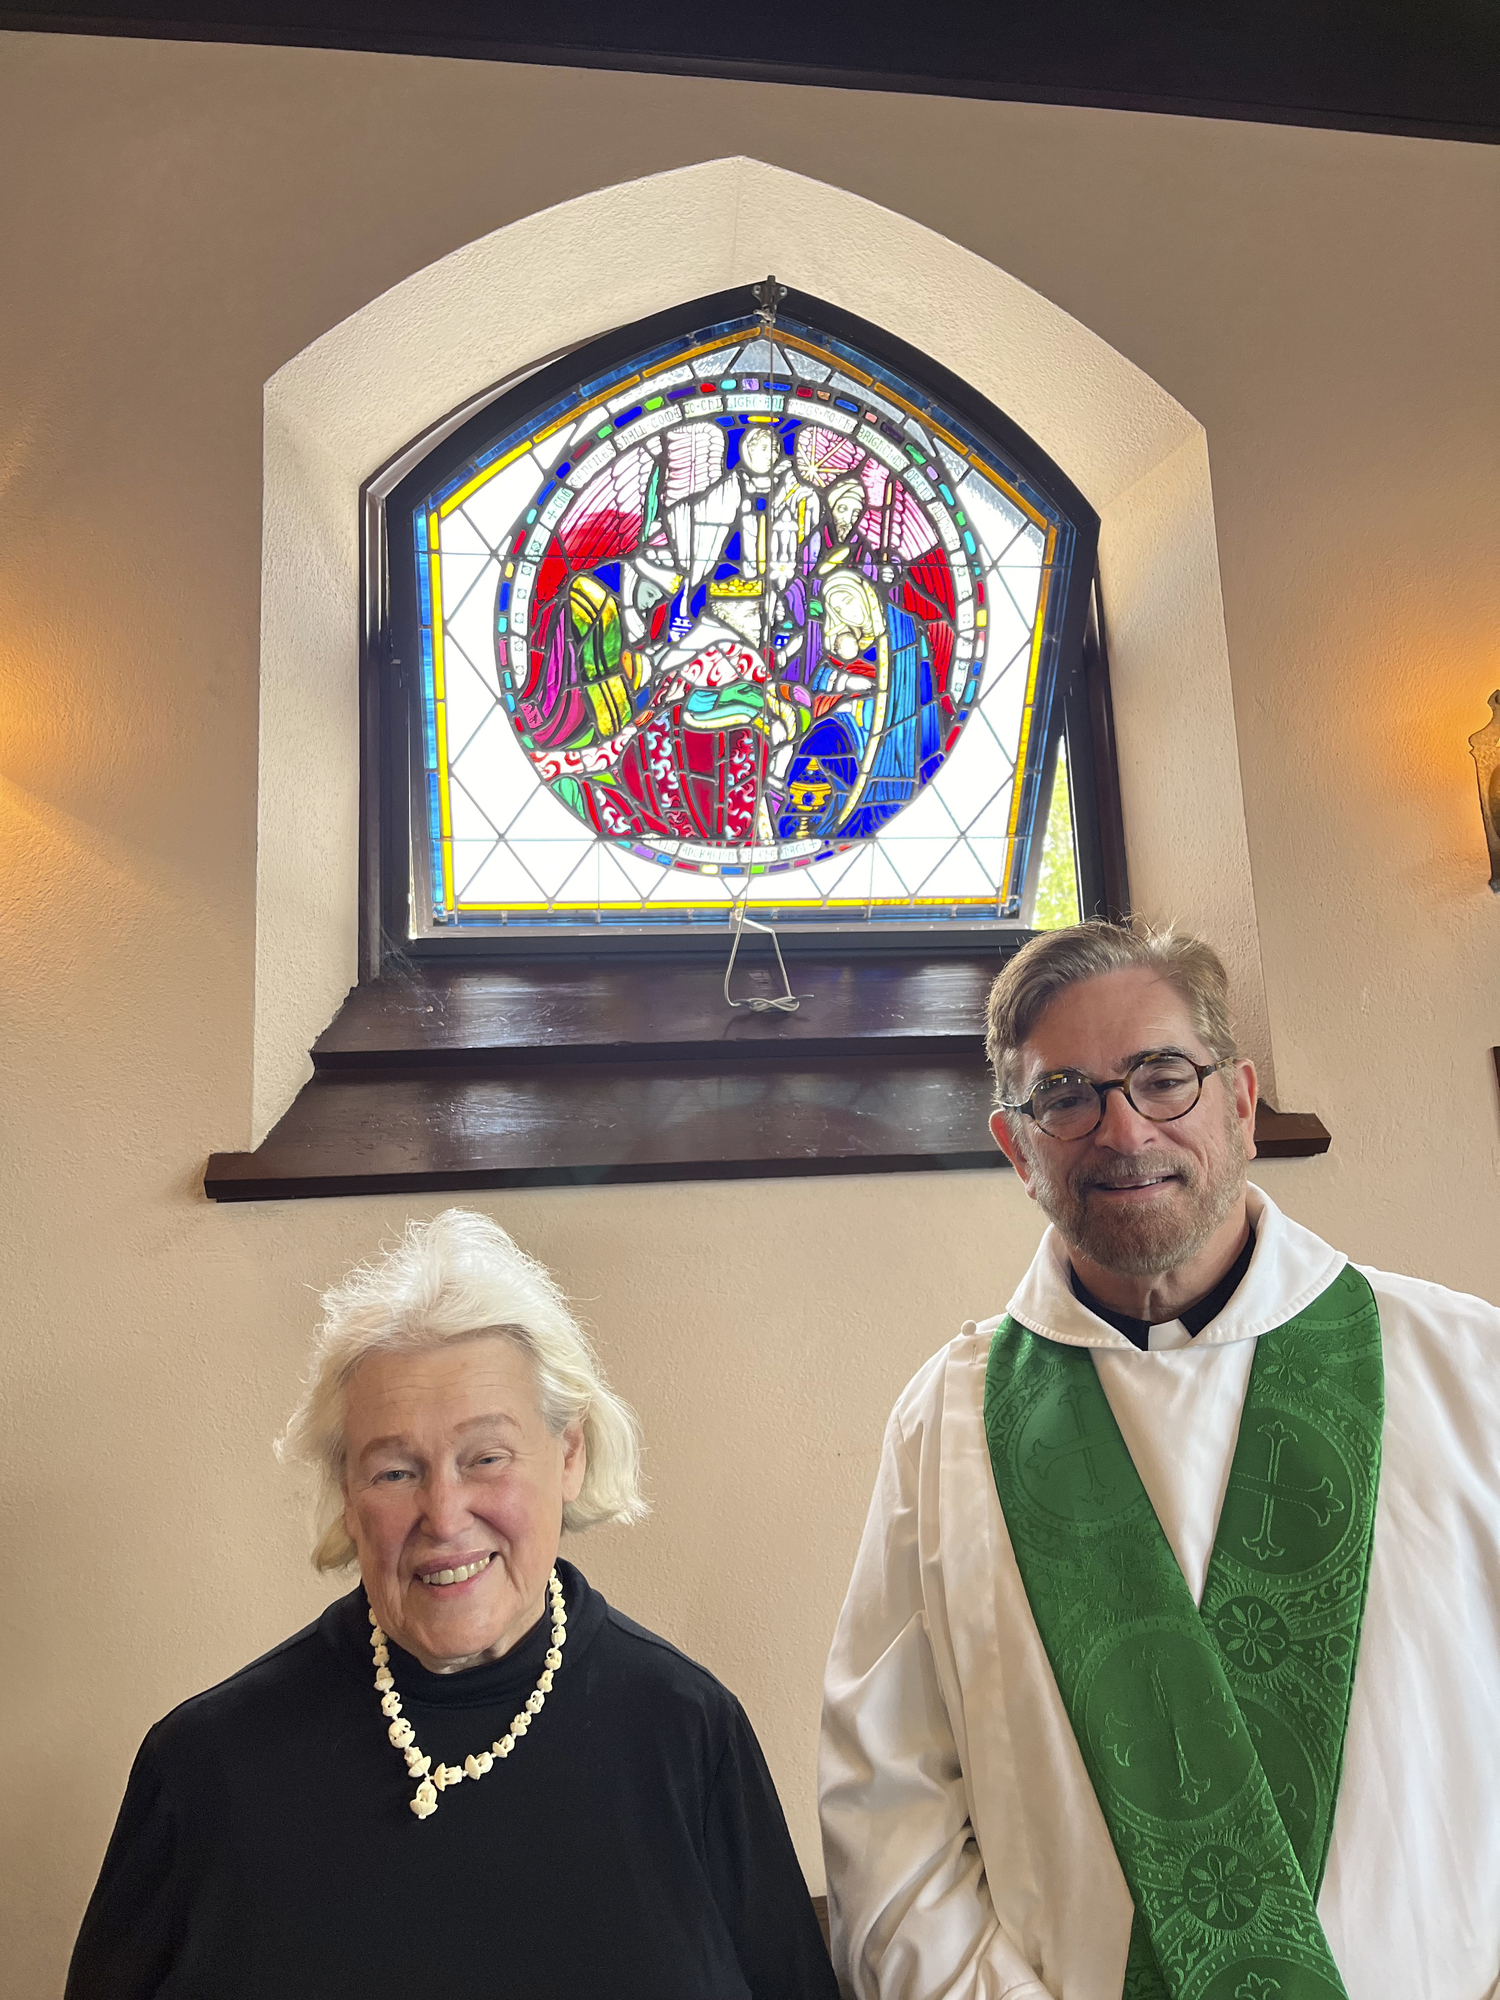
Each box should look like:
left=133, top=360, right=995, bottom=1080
left=369, top=1566, right=567, bottom=1820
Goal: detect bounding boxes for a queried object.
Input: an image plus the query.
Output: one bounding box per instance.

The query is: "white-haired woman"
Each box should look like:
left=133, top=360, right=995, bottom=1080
left=67, top=1210, right=837, bottom=2000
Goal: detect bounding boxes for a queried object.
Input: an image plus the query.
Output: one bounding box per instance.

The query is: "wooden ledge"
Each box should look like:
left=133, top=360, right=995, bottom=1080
left=308, top=954, right=1002, bottom=1067
left=206, top=1054, right=1004, bottom=1200
left=1250, top=1108, right=1332, bottom=1159
left=207, top=963, right=1330, bottom=1201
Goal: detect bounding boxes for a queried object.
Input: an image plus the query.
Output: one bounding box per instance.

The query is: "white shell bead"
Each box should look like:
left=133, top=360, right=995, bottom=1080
left=374, top=1668, right=393, bottom=1690
left=525, top=1692, right=544, bottom=1715
left=545, top=1648, right=562, bottom=1669
left=389, top=1720, right=414, bottom=1747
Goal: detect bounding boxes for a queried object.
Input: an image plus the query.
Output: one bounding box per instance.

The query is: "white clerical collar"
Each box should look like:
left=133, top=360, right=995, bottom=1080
left=1000, top=1185, right=1347, bottom=1351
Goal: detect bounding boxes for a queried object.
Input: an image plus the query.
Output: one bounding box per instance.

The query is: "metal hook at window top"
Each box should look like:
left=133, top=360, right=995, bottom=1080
left=723, top=902, right=807, bottom=1015
left=752, top=273, right=787, bottom=333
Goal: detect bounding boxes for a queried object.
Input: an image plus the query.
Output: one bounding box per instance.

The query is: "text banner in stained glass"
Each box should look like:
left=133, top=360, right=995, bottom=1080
left=411, top=312, right=1078, bottom=930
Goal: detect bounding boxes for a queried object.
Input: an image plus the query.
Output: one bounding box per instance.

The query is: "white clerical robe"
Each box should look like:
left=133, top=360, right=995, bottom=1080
left=820, top=1186, right=1500, bottom=2000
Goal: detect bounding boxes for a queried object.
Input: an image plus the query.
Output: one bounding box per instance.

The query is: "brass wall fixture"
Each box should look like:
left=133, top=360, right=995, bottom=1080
left=1470, top=691, right=1500, bottom=893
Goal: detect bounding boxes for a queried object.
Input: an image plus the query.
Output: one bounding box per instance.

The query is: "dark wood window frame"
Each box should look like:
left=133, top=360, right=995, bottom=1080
left=206, top=288, right=1329, bottom=1200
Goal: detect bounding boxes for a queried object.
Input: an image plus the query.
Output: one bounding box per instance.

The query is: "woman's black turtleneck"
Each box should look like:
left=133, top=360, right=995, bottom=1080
left=66, top=1561, right=837, bottom=2000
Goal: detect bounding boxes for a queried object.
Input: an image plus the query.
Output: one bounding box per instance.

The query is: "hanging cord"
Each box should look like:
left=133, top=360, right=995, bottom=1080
left=723, top=277, right=806, bottom=1017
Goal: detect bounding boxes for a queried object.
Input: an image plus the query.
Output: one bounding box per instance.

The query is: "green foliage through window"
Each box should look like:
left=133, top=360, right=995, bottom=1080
left=1032, top=744, right=1081, bottom=930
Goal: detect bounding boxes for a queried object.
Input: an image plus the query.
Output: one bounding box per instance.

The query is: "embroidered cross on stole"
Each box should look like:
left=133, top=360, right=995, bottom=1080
left=983, top=1267, right=1383, bottom=2000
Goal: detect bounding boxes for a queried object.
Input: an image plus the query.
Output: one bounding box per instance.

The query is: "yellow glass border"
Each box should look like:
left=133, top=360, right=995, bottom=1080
left=427, top=514, right=455, bottom=912
left=999, top=531, right=1057, bottom=905
left=446, top=896, right=1011, bottom=913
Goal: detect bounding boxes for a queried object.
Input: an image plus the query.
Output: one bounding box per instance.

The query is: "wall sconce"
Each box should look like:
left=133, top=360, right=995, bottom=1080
left=1471, top=691, right=1500, bottom=894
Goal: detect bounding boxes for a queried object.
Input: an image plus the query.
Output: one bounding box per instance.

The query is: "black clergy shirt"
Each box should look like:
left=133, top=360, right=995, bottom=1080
left=1069, top=1224, right=1257, bottom=1350
left=66, top=1560, right=838, bottom=2000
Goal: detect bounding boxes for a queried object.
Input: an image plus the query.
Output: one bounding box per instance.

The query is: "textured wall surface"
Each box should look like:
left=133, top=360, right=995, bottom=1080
left=0, top=34, right=1497, bottom=1998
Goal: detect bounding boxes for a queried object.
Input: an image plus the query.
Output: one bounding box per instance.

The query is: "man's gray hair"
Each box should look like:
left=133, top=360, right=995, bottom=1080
left=279, top=1209, right=648, bottom=1571
left=986, top=920, right=1238, bottom=1109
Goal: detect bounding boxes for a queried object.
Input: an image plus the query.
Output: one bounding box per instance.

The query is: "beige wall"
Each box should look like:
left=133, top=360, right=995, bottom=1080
left=1, top=32, right=1496, bottom=1997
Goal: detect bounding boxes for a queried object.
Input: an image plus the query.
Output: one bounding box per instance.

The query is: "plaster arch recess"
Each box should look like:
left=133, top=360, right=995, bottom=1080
left=254, top=155, right=1272, bottom=1148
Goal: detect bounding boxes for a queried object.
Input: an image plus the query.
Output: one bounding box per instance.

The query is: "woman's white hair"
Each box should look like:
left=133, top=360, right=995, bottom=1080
left=279, top=1208, right=648, bottom=1571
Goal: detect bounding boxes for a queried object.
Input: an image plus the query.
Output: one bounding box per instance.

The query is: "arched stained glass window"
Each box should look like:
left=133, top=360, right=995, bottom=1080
left=385, top=288, right=1102, bottom=941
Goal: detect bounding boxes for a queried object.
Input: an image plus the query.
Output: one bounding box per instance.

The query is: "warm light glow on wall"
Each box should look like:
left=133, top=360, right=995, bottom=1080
left=1470, top=691, right=1500, bottom=895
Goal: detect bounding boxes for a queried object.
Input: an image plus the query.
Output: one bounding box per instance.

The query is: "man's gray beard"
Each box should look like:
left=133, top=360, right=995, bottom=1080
left=1024, top=1104, right=1247, bottom=1277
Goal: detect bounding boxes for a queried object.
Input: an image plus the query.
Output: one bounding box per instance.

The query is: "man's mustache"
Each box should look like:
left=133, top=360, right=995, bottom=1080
left=1073, top=1157, right=1192, bottom=1192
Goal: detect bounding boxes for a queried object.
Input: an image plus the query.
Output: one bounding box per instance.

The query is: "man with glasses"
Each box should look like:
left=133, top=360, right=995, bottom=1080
left=820, top=921, right=1500, bottom=2000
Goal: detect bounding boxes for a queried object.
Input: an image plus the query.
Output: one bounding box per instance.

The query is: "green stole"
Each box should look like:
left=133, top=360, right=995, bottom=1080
left=983, top=1265, right=1383, bottom=2000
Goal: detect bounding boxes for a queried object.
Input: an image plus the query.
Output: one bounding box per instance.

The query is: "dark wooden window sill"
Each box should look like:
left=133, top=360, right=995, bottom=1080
left=205, top=958, right=1331, bottom=1202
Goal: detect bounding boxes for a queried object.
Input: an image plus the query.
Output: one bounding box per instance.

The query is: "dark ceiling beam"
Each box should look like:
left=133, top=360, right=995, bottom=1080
left=3, top=2, right=1498, bottom=144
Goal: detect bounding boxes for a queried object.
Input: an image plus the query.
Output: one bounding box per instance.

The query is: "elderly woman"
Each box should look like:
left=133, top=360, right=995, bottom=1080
left=67, top=1210, right=836, bottom=1999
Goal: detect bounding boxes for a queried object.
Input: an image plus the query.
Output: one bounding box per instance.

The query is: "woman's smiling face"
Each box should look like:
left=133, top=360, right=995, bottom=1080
left=341, top=1335, right=585, bottom=1673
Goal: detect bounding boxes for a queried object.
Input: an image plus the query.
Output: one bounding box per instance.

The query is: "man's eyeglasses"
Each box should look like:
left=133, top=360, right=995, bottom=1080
left=1001, top=1050, right=1234, bottom=1141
